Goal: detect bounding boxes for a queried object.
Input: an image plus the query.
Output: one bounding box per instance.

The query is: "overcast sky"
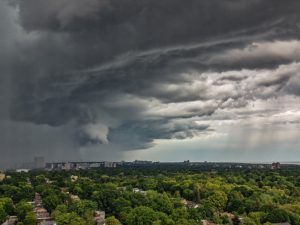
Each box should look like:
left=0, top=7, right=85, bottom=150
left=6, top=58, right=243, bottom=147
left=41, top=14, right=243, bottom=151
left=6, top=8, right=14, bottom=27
left=1, top=0, right=300, bottom=168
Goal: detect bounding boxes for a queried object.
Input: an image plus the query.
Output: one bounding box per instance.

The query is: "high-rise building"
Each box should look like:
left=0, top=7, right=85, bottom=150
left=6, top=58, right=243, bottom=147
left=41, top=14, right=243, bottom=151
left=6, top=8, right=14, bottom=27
left=104, top=161, right=117, bottom=168
left=34, top=156, right=45, bottom=168
left=184, top=160, right=190, bottom=165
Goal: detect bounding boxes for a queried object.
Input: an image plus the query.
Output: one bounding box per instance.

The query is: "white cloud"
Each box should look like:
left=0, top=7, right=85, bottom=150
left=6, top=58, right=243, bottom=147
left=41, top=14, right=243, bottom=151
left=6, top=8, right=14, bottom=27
left=81, top=123, right=109, bottom=144
left=145, top=100, right=218, bottom=118
left=209, top=40, right=300, bottom=64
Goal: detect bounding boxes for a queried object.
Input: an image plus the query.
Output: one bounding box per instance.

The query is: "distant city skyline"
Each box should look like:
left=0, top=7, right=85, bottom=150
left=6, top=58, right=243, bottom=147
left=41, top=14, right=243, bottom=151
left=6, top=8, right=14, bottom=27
left=1, top=0, right=300, bottom=168
left=5, top=155, right=299, bottom=171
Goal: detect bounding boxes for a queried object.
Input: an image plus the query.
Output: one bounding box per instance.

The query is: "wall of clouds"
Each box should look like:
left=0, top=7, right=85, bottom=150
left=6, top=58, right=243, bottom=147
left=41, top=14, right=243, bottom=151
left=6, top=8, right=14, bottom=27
left=1, top=0, right=300, bottom=166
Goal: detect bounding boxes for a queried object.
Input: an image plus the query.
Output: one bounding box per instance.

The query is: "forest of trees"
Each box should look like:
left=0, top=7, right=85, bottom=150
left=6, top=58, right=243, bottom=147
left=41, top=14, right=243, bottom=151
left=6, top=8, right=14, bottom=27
left=1, top=167, right=300, bottom=225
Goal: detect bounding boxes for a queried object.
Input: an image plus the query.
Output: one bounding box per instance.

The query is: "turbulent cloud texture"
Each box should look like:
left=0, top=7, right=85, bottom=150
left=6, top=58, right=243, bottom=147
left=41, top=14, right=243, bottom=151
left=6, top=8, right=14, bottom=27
left=1, top=0, right=300, bottom=167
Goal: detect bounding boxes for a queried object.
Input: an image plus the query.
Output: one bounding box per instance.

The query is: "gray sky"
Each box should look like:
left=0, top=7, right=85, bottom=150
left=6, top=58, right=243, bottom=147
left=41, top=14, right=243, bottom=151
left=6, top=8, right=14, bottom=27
left=1, top=0, right=300, bottom=168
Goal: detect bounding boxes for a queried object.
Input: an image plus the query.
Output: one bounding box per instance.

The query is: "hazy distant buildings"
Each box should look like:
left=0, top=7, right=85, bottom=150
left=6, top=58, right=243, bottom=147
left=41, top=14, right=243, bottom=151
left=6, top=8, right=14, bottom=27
left=16, top=169, right=30, bottom=173
left=104, top=161, right=117, bottom=168
left=34, top=156, right=45, bottom=168
left=45, top=161, right=118, bottom=170
left=33, top=160, right=289, bottom=172
left=89, top=162, right=102, bottom=168
left=17, top=156, right=45, bottom=170
left=134, top=160, right=153, bottom=165
left=272, top=162, right=281, bottom=170
left=64, top=162, right=72, bottom=170
left=183, top=160, right=190, bottom=165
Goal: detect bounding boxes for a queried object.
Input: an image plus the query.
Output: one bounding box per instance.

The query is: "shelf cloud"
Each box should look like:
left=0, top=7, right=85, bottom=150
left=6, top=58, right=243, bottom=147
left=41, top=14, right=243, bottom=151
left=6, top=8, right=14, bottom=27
left=1, top=0, right=300, bottom=166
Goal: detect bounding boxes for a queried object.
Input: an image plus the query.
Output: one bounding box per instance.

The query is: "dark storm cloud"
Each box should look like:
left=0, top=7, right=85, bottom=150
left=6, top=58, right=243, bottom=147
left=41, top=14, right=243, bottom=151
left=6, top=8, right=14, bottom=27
left=16, top=0, right=300, bottom=67
left=107, top=120, right=210, bottom=149
left=2, top=0, right=300, bottom=157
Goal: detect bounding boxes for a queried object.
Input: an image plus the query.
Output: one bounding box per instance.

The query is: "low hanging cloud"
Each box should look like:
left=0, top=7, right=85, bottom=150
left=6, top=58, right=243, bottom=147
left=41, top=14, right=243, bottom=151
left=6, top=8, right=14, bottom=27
left=79, top=123, right=109, bottom=145
left=1, top=0, right=300, bottom=165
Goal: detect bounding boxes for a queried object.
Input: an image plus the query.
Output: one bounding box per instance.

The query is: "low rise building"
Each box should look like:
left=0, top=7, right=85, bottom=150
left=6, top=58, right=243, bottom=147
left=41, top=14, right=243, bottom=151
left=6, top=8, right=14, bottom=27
left=70, top=194, right=80, bottom=202
left=2, top=216, right=18, bottom=225
left=94, top=211, right=105, bottom=225
left=0, top=173, right=5, bottom=181
left=32, top=193, right=57, bottom=225
left=40, top=221, right=57, bottom=225
left=201, top=220, right=216, bottom=225
left=133, top=188, right=146, bottom=195
left=70, top=175, right=79, bottom=182
left=181, top=199, right=199, bottom=209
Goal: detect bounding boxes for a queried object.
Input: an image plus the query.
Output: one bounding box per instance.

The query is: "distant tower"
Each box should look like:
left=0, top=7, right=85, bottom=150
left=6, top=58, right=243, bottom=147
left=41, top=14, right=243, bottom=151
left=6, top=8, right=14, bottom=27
left=184, top=160, right=190, bottom=166
left=34, top=156, right=45, bottom=168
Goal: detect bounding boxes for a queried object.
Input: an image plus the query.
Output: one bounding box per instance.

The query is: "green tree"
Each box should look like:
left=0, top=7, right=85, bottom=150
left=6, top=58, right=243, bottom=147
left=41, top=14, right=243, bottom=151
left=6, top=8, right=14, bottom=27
left=226, top=190, right=245, bottom=213
left=70, top=200, right=97, bottom=217
left=0, top=197, right=14, bottom=215
left=15, top=201, right=32, bottom=221
left=171, top=208, right=188, bottom=222
left=0, top=185, right=22, bottom=202
left=265, top=208, right=290, bottom=223
left=18, top=183, right=34, bottom=200
left=23, top=212, right=36, bottom=225
left=175, top=218, right=198, bottom=225
left=112, top=197, right=131, bottom=215
left=146, top=191, right=173, bottom=214
left=43, top=194, right=62, bottom=213
left=126, top=206, right=168, bottom=225
left=242, top=217, right=257, bottom=225
left=0, top=205, right=7, bottom=223
left=206, top=191, right=228, bottom=211
left=53, top=211, right=86, bottom=225
left=248, top=211, right=267, bottom=224
left=106, top=216, right=121, bottom=225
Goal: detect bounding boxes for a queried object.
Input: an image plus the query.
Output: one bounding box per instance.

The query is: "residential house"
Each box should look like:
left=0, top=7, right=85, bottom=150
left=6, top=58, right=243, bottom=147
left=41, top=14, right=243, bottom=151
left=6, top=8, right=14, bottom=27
left=181, top=199, right=199, bottom=209
left=94, top=211, right=105, bottom=225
